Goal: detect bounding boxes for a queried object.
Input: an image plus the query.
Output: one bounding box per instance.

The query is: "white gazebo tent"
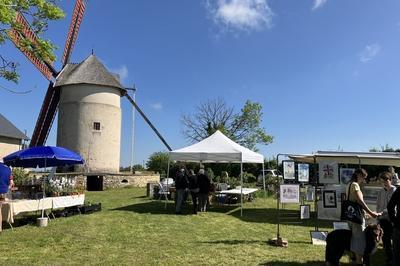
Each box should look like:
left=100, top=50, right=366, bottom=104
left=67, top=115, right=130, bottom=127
left=167, top=130, right=265, bottom=216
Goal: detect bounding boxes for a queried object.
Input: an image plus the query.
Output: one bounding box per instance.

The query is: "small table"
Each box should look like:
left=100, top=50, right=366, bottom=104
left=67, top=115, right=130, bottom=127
left=215, top=188, right=259, bottom=204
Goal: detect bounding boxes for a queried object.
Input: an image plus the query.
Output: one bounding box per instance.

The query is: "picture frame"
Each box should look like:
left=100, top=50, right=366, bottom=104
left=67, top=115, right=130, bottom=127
left=305, top=186, right=315, bottom=201
left=323, top=190, right=337, bottom=208
left=300, top=204, right=310, bottom=219
left=333, top=222, right=350, bottom=230
left=310, top=230, right=328, bottom=245
left=283, top=161, right=295, bottom=180
left=340, top=168, right=355, bottom=185
left=280, top=184, right=300, bottom=203
left=318, top=161, right=339, bottom=184
left=297, top=164, right=309, bottom=182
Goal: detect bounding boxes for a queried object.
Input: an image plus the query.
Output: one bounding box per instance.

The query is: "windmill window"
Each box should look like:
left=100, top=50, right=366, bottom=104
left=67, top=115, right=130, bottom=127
left=93, top=122, right=101, bottom=131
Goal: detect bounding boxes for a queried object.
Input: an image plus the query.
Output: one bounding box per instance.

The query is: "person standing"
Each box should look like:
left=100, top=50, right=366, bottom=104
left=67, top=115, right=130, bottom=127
left=174, top=168, right=188, bottom=214
left=197, top=169, right=210, bottom=212
left=389, top=166, right=400, bottom=188
left=0, top=162, right=13, bottom=200
left=188, top=169, right=199, bottom=214
left=388, top=187, right=400, bottom=266
left=346, top=168, right=380, bottom=265
left=376, top=172, right=396, bottom=265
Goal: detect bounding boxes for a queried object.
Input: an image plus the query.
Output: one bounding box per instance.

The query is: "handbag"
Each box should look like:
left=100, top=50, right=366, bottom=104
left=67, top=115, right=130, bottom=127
left=340, top=182, right=363, bottom=224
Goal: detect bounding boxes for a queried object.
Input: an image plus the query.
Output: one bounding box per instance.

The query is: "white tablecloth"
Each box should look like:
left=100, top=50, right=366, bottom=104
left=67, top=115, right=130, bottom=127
left=1, top=194, right=85, bottom=224
left=217, top=188, right=258, bottom=195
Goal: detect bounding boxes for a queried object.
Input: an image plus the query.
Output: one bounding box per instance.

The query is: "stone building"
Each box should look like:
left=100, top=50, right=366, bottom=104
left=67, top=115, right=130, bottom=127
left=55, top=55, right=125, bottom=173
left=0, top=113, right=28, bottom=162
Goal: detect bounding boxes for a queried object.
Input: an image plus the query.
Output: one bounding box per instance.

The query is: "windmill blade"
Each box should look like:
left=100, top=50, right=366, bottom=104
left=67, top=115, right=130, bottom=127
left=30, top=82, right=60, bottom=147
left=124, top=92, right=172, bottom=151
left=8, top=12, right=57, bottom=81
left=62, top=0, right=86, bottom=66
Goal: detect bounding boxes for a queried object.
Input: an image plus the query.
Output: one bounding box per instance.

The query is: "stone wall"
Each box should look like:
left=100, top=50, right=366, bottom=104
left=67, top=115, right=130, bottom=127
left=0, top=136, right=22, bottom=162
left=74, top=173, right=160, bottom=190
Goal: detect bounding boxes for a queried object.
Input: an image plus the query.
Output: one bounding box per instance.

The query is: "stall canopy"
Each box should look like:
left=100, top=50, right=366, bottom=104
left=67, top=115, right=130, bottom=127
left=168, top=130, right=265, bottom=216
left=169, top=130, right=264, bottom=163
left=289, top=151, right=400, bottom=167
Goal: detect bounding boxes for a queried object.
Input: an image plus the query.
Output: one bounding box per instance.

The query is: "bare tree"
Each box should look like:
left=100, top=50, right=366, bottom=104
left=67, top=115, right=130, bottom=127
left=181, top=98, right=273, bottom=150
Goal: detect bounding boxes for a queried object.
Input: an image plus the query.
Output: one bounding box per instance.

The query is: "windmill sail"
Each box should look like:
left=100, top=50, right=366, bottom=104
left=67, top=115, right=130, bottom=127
left=30, top=0, right=86, bottom=147
left=30, top=83, right=60, bottom=147
left=8, top=12, right=57, bottom=80
left=62, top=0, right=86, bottom=66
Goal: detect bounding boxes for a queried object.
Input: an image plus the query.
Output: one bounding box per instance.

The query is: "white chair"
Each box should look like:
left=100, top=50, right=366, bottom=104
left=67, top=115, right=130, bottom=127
left=157, top=182, right=170, bottom=200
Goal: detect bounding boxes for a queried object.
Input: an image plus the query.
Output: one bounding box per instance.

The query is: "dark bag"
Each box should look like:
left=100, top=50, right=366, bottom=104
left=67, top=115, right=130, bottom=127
left=340, top=182, right=363, bottom=224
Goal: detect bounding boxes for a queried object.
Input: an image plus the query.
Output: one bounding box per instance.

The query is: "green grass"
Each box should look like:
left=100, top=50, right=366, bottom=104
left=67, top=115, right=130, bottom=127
left=0, top=187, right=386, bottom=265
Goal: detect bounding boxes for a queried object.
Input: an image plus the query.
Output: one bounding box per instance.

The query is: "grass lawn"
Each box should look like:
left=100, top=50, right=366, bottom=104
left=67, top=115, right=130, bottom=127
left=0, top=187, right=386, bottom=265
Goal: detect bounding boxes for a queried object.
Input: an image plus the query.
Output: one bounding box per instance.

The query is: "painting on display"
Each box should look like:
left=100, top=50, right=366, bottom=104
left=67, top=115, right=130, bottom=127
left=340, top=168, right=355, bottom=185
left=318, top=161, right=339, bottom=184
left=283, top=161, right=295, bottom=180
left=310, top=231, right=328, bottom=245
left=323, top=190, right=337, bottom=208
left=280, top=184, right=300, bottom=203
left=306, top=186, right=315, bottom=201
left=298, top=164, right=309, bottom=182
left=300, top=205, right=310, bottom=220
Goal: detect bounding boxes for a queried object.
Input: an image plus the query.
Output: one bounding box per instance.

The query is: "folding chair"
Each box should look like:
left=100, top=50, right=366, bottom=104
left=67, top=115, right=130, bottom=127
left=157, top=182, right=170, bottom=200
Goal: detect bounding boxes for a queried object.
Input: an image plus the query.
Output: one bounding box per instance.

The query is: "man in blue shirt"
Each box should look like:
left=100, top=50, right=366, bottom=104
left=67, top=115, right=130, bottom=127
left=0, top=162, right=13, bottom=197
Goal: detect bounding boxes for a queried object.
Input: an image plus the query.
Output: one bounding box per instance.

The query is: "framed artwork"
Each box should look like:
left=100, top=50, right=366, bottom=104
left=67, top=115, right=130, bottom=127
left=298, top=164, right=309, bottom=182
left=318, top=161, right=339, bottom=184
left=333, top=222, right=350, bottom=230
left=340, top=168, right=355, bottom=185
left=283, top=161, right=295, bottom=180
left=280, top=184, right=300, bottom=203
left=310, top=231, right=328, bottom=245
left=300, top=204, right=310, bottom=219
left=323, top=190, right=337, bottom=208
left=305, top=186, right=315, bottom=201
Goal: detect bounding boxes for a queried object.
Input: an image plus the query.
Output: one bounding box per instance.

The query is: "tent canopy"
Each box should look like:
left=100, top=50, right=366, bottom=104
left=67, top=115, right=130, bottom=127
left=289, top=151, right=400, bottom=167
left=169, top=130, right=264, bottom=163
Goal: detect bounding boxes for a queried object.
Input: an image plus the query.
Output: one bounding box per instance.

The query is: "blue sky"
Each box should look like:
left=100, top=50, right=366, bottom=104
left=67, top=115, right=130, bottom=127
left=1, top=0, right=400, bottom=167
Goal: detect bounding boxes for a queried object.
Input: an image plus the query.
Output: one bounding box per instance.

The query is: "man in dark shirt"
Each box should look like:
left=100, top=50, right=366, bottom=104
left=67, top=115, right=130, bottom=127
left=388, top=188, right=400, bottom=266
left=174, top=168, right=188, bottom=214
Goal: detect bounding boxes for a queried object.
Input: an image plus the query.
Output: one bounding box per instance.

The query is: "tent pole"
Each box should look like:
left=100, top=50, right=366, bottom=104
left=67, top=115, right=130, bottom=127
left=165, top=160, right=170, bottom=209
left=41, top=158, right=46, bottom=219
left=262, top=162, right=266, bottom=199
left=240, top=162, right=243, bottom=217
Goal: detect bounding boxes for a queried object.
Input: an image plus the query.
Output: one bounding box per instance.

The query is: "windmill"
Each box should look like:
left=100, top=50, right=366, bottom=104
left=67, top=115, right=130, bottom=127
left=9, top=1, right=172, bottom=173
left=8, top=0, right=86, bottom=148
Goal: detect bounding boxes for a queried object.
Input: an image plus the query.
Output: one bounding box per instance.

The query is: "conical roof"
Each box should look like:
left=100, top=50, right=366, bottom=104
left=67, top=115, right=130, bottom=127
left=54, top=55, right=125, bottom=91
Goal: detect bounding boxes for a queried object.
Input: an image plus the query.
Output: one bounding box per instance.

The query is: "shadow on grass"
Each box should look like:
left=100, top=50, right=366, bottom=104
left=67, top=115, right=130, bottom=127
left=259, top=261, right=323, bottom=266
left=112, top=200, right=177, bottom=215
left=112, top=201, right=331, bottom=227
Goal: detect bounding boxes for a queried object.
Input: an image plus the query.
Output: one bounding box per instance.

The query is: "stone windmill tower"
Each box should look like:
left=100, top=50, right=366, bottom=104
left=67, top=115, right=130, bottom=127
left=54, top=55, right=125, bottom=173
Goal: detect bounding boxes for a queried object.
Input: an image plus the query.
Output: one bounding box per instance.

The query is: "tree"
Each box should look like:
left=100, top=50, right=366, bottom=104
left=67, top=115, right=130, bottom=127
left=146, top=151, right=170, bottom=175
left=182, top=98, right=273, bottom=151
left=0, top=0, right=64, bottom=82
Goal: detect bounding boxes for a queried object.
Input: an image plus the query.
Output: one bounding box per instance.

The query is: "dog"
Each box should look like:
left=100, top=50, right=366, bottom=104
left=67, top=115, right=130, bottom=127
left=325, top=224, right=383, bottom=266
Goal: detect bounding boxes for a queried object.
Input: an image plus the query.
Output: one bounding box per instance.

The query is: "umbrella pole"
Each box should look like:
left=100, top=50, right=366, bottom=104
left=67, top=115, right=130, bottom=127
left=41, top=158, right=46, bottom=219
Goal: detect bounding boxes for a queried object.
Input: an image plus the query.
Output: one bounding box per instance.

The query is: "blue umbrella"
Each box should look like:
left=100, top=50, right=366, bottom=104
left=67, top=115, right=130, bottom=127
left=3, top=146, right=84, bottom=168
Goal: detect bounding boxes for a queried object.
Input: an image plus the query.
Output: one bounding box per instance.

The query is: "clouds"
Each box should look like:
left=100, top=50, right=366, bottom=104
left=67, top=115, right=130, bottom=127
left=150, top=102, right=163, bottom=111
left=206, top=0, right=274, bottom=32
left=312, top=0, right=328, bottom=10
left=110, top=65, right=129, bottom=83
left=359, top=44, right=381, bottom=63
